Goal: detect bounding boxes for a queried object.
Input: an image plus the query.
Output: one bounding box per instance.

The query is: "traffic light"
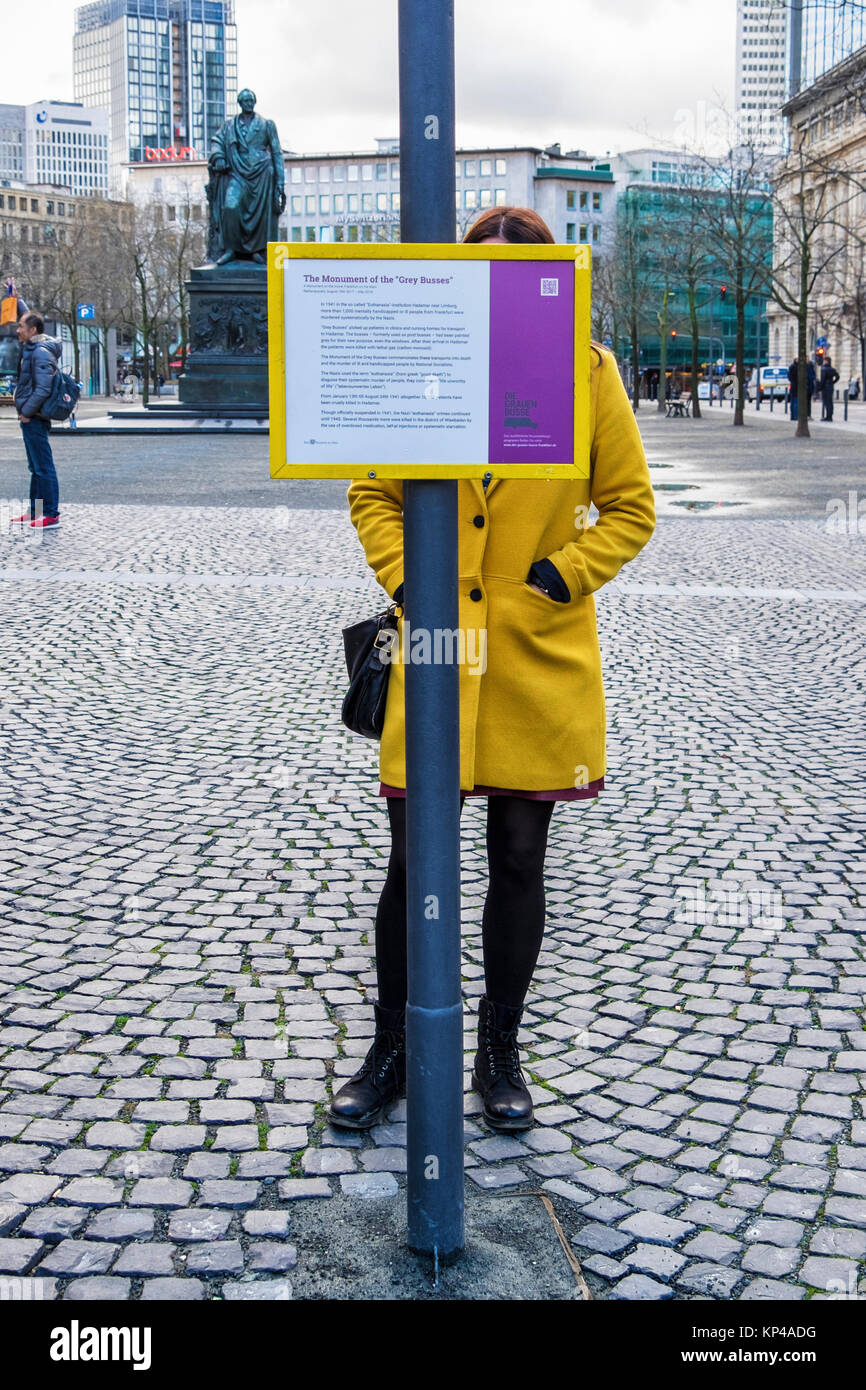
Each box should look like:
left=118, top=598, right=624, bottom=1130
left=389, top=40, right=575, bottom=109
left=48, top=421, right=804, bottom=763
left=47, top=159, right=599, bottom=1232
left=816, top=346, right=825, bottom=361
left=671, top=329, right=677, bottom=338
left=720, top=285, right=727, bottom=301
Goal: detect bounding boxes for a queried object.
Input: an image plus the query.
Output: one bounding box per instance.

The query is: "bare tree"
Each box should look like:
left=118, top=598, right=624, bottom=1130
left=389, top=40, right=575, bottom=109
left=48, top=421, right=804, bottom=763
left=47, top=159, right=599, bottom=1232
left=613, top=190, right=656, bottom=410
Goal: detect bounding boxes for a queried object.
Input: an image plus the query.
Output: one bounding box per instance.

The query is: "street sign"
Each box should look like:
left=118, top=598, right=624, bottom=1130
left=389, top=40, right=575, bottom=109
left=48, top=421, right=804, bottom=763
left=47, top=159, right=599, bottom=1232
left=268, top=242, right=591, bottom=480
left=76, top=303, right=95, bottom=321
left=816, top=335, right=828, bottom=348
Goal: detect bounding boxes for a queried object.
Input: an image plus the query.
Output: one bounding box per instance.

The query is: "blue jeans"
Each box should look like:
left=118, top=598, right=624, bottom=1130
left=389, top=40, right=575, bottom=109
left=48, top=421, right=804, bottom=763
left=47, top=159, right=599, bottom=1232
left=21, top=417, right=59, bottom=518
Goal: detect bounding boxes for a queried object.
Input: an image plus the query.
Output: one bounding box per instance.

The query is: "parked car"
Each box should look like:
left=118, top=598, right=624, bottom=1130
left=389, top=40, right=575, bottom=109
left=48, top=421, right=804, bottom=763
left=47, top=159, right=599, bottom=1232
left=747, top=367, right=788, bottom=401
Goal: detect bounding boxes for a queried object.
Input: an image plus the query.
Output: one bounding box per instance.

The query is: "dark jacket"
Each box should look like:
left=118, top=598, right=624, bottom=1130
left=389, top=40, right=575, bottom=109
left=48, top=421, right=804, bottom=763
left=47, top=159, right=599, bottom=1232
left=14, top=333, right=62, bottom=419
left=820, top=366, right=840, bottom=398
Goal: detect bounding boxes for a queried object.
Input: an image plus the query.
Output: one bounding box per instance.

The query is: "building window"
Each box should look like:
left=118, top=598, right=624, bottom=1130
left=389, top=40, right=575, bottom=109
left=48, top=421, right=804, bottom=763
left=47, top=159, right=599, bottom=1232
left=579, top=191, right=588, bottom=210
left=166, top=204, right=176, bottom=221
left=291, top=167, right=301, bottom=183
left=348, top=165, right=358, bottom=181
left=362, top=164, right=373, bottom=180
left=566, top=223, right=575, bottom=242
left=455, top=160, right=462, bottom=178
left=579, top=225, right=588, bottom=242
left=391, top=162, right=399, bottom=179
left=592, top=192, right=602, bottom=211
left=464, top=160, right=476, bottom=176
left=192, top=205, right=201, bottom=220
left=333, top=193, right=345, bottom=213
left=376, top=193, right=387, bottom=211
left=305, top=226, right=316, bottom=241
left=348, top=193, right=359, bottom=212
left=362, top=224, right=373, bottom=240
left=0, top=196, right=4, bottom=209
left=334, top=225, right=345, bottom=242
left=391, top=191, right=400, bottom=211
left=305, top=166, right=315, bottom=183
left=495, top=158, right=506, bottom=175
left=465, top=189, right=477, bottom=209
left=305, top=195, right=316, bottom=214
left=319, top=166, right=330, bottom=182
left=592, top=224, right=601, bottom=243
left=291, top=196, right=301, bottom=214
left=347, top=225, right=359, bottom=242
left=480, top=189, right=492, bottom=207
left=495, top=188, right=506, bottom=205
left=291, top=226, right=302, bottom=241
left=362, top=192, right=373, bottom=212
left=8, top=196, right=15, bottom=209
left=566, top=190, right=576, bottom=210
left=333, top=165, right=345, bottom=181
left=320, top=194, right=330, bottom=213
left=30, top=198, right=39, bottom=212
left=376, top=163, right=387, bottom=179
left=320, top=226, right=333, bottom=242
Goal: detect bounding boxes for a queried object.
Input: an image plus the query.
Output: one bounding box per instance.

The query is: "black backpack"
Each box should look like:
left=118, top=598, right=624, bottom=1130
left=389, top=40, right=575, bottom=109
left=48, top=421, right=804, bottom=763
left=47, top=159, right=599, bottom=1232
left=40, top=358, right=82, bottom=421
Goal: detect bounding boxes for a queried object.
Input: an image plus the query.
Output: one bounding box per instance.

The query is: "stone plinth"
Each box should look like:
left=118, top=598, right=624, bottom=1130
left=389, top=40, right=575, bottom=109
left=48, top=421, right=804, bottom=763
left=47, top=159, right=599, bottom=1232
left=179, top=263, right=268, bottom=412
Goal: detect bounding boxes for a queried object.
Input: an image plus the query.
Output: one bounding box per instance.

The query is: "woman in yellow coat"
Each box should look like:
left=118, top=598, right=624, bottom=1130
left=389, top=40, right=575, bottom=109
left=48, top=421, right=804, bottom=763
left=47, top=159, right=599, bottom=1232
left=328, top=207, right=656, bottom=1134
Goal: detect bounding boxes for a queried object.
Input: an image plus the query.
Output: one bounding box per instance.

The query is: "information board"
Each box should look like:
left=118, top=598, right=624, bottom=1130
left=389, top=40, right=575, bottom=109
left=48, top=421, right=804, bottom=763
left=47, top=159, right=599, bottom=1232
left=268, top=242, right=591, bottom=479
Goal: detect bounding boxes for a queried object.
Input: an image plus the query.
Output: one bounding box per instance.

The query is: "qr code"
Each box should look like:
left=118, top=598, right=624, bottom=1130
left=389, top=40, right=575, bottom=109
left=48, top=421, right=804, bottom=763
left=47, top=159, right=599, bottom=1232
left=540, top=278, right=559, bottom=296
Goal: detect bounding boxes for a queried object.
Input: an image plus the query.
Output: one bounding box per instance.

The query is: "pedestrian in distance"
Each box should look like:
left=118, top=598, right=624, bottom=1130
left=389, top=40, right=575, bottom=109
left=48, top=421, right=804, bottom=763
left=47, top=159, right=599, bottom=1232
left=329, top=206, right=656, bottom=1134
left=12, top=310, right=62, bottom=529
left=820, top=355, right=840, bottom=421
left=806, top=358, right=816, bottom=417
left=787, top=356, right=799, bottom=421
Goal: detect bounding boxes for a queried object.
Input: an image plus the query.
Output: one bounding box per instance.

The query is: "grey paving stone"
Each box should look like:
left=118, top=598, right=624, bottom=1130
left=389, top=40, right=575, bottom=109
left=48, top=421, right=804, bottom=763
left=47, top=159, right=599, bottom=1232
left=36, top=1239, right=119, bottom=1277
left=617, top=1211, right=695, bottom=1246
left=676, top=1263, right=744, bottom=1297
left=610, top=1273, right=673, bottom=1300
left=86, top=1209, right=155, bottom=1242
left=128, top=1178, right=193, bottom=1207
left=185, top=1240, right=245, bottom=1274
left=54, top=1179, right=124, bottom=1208
left=113, top=1243, right=177, bottom=1276
left=739, top=1278, right=805, bottom=1301
left=740, top=1243, right=799, bottom=1278
left=182, top=1152, right=232, bottom=1179
left=198, top=1180, right=260, bottom=1208
left=0, top=1202, right=27, bottom=1236
left=623, top=1242, right=687, bottom=1280
left=798, top=1256, right=859, bottom=1292
left=582, top=1252, right=628, bottom=1280
left=20, top=1206, right=89, bottom=1241
left=243, top=1210, right=291, bottom=1237
left=222, top=1280, right=293, bottom=1300
left=150, top=1125, right=207, bottom=1152
left=809, top=1227, right=866, bottom=1259
left=140, top=1277, right=205, bottom=1301
left=248, top=1242, right=298, bottom=1272
left=0, top=1237, right=45, bottom=1274
left=339, top=1172, right=400, bottom=1198
left=62, top=1277, right=131, bottom=1301
left=540, top=1179, right=594, bottom=1207
left=277, top=1178, right=332, bottom=1201
left=0, top=1175, right=63, bottom=1205
left=575, top=1223, right=633, bottom=1256
left=168, top=1209, right=233, bottom=1242
left=301, top=1148, right=357, bottom=1176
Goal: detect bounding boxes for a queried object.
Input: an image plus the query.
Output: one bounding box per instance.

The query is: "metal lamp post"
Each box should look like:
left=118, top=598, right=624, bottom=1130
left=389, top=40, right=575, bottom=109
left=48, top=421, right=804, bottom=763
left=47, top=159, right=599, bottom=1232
left=398, top=0, right=465, bottom=1267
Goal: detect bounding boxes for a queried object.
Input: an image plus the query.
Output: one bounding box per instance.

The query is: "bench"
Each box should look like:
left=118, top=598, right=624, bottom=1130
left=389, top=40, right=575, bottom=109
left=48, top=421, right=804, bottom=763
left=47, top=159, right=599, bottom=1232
left=666, top=393, right=691, bottom=418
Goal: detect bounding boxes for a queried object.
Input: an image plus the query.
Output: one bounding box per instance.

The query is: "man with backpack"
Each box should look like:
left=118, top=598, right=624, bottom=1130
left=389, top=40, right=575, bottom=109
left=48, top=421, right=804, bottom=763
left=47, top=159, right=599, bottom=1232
left=13, top=310, right=63, bottom=529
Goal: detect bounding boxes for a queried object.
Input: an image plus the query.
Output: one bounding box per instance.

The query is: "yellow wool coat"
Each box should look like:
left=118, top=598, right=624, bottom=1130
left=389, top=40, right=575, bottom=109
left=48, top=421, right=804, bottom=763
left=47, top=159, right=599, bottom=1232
left=346, top=347, right=656, bottom=792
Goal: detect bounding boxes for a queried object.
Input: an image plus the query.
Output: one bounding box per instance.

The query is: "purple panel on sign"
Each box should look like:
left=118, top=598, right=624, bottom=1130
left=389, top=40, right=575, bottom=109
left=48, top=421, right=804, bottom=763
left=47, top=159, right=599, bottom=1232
left=488, top=260, right=574, bottom=465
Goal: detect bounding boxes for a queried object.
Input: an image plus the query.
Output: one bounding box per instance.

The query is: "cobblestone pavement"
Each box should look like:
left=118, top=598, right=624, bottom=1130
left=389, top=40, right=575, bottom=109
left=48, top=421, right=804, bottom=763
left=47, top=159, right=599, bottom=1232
left=0, top=500, right=865, bottom=1301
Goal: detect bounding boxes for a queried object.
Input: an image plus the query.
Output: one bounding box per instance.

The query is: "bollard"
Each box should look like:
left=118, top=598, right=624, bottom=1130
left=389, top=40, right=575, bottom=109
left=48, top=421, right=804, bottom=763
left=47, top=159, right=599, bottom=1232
left=398, top=0, right=465, bottom=1266
left=844, top=388, right=849, bottom=422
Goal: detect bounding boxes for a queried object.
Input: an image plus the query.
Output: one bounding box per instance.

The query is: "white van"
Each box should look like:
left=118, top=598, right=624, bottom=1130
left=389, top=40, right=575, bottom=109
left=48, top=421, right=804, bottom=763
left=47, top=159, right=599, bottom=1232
left=747, top=367, right=788, bottom=401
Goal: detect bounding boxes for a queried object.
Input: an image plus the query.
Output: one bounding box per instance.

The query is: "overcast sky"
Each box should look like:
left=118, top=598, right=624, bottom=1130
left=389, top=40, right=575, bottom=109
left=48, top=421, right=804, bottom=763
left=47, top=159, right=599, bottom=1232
left=4, top=0, right=736, bottom=157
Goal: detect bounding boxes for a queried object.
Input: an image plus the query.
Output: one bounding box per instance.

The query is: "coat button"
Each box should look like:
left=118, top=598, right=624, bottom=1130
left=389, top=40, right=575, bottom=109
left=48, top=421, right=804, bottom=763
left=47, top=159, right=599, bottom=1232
left=473, top=515, right=485, bottom=528
left=469, top=587, right=482, bottom=602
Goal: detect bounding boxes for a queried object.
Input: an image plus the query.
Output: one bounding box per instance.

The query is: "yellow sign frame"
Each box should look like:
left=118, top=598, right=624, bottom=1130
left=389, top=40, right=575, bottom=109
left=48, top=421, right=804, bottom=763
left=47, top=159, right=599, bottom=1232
left=267, top=241, right=591, bottom=480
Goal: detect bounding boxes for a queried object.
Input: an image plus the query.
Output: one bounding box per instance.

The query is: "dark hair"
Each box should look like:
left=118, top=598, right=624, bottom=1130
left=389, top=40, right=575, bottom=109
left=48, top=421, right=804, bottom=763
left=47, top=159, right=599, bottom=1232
left=22, top=310, right=44, bottom=334
left=463, top=206, right=554, bottom=244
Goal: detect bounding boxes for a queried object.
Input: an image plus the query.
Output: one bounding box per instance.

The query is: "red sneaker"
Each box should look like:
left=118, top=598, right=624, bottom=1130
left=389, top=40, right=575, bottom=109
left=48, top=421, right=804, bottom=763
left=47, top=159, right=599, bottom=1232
left=29, top=515, right=60, bottom=529
left=9, top=513, right=32, bottom=524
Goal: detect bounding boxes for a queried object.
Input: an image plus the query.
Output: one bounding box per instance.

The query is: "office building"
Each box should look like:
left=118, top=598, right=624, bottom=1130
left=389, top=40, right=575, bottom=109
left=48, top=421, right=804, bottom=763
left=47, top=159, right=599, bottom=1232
left=0, top=102, right=109, bottom=197
left=126, top=138, right=616, bottom=251
left=73, top=0, right=237, bottom=195
left=790, top=0, right=866, bottom=94
left=735, top=0, right=788, bottom=148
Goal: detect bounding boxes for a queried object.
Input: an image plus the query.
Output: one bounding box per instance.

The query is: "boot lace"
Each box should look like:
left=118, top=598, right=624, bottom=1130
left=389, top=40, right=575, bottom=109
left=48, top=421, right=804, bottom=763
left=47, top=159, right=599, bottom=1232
left=485, top=1024, right=523, bottom=1083
left=357, top=1029, right=404, bottom=1090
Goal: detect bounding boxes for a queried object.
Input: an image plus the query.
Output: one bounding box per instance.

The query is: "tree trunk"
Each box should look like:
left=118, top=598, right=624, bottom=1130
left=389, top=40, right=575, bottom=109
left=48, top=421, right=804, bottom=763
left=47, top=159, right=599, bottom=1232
left=102, top=330, right=111, bottom=397
left=657, top=296, right=668, bottom=412
left=688, top=284, right=701, bottom=419
left=734, top=272, right=745, bottom=426
left=631, top=315, right=640, bottom=412
left=796, top=245, right=810, bottom=438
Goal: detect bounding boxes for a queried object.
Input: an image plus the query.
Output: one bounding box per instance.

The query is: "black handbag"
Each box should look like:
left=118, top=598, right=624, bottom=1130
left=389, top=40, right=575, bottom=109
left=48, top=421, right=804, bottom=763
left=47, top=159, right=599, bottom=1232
left=341, top=603, right=401, bottom=739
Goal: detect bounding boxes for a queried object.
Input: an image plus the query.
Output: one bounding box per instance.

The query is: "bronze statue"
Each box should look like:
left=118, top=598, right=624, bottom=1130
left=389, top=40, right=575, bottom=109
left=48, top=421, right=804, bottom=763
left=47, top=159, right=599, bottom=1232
left=206, top=89, right=286, bottom=266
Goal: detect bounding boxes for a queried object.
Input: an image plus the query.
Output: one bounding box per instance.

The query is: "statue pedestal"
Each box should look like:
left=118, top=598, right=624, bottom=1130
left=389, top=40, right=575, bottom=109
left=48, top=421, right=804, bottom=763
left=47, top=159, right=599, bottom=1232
left=179, top=263, right=268, bottom=412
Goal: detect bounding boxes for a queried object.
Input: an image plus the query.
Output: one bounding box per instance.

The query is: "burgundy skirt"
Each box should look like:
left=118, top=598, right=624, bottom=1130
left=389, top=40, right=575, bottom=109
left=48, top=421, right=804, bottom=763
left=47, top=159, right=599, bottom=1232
left=379, top=778, right=604, bottom=802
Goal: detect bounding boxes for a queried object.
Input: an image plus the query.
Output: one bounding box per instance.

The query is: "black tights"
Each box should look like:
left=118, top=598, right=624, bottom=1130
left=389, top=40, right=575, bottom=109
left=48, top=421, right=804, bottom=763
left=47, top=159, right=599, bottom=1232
left=374, top=795, right=555, bottom=1012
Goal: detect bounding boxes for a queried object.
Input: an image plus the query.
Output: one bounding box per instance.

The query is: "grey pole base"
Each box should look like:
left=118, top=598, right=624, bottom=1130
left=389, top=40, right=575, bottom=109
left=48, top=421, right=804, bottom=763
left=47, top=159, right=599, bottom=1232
left=405, top=999, right=465, bottom=1263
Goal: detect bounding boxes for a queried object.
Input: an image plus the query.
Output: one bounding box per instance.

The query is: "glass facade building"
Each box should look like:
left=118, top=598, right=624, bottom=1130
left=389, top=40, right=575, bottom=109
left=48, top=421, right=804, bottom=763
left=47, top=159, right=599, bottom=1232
left=74, top=0, right=237, bottom=191
left=790, top=0, right=866, bottom=94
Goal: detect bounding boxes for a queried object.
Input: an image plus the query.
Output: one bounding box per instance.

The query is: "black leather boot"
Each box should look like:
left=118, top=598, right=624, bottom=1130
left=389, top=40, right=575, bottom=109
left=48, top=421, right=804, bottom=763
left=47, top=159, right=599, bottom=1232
left=327, top=1002, right=406, bottom=1130
left=472, top=995, right=534, bottom=1131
